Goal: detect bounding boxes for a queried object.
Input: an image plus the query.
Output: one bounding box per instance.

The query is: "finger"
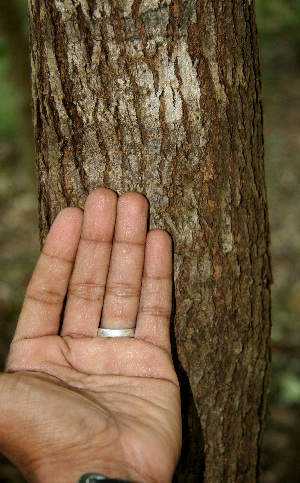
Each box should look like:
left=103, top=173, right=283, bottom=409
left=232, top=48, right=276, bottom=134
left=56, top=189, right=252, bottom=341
left=12, top=208, right=83, bottom=342
left=61, top=188, right=118, bottom=337
left=100, top=192, right=149, bottom=330
left=135, top=229, right=173, bottom=352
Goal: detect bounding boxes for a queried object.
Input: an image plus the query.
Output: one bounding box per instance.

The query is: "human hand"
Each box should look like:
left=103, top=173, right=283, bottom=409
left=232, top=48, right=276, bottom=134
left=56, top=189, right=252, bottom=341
left=0, top=189, right=181, bottom=483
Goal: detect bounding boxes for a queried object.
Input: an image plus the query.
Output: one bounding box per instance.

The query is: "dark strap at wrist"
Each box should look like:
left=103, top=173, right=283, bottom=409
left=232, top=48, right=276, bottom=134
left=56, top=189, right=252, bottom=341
left=78, top=473, right=131, bottom=483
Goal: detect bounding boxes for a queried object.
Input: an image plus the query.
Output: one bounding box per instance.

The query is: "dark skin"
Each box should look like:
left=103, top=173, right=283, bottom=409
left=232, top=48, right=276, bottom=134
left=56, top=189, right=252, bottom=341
left=0, top=189, right=182, bottom=483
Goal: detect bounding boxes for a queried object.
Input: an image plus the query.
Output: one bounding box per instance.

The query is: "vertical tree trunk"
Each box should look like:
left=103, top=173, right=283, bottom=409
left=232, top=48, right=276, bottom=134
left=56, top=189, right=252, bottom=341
left=28, top=0, right=272, bottom=481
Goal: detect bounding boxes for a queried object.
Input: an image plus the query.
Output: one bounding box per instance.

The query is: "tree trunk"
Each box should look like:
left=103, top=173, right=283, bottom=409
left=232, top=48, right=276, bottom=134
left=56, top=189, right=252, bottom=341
left=28, top=1, right=272, bottom=481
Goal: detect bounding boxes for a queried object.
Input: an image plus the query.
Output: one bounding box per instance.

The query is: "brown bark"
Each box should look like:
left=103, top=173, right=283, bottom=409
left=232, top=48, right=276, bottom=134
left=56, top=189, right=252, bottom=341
left=28, top=0, right=272, bottom=481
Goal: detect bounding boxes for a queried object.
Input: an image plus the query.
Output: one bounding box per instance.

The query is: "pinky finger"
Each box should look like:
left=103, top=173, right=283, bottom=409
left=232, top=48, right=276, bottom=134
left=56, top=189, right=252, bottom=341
left=135, top=229, right=173, bottom=352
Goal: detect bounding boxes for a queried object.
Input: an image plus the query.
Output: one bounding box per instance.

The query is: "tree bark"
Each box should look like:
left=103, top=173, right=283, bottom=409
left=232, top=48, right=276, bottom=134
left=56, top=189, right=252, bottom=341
left=28, top=0, right=272, bottom=481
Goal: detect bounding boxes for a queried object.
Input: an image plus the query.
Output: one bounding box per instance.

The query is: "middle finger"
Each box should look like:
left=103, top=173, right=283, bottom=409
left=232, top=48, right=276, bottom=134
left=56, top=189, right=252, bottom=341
left=100, top=192, right=149, bottom=330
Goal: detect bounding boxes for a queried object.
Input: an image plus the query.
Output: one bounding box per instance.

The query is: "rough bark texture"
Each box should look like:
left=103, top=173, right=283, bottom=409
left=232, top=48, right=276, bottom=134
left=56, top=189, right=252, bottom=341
left=28, top=0, right=272, bottom=481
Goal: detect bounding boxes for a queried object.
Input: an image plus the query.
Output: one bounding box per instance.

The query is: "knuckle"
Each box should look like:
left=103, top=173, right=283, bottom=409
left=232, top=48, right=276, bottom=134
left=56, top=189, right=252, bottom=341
left=145, top=273, right=171, bottom=281
left=106, top=280, right=140, bottom=299
left=25, top=288, right=64, bottom=305
left=140, top=304, right=170, bottom=319
left=68, top=281, right=105, bottom=302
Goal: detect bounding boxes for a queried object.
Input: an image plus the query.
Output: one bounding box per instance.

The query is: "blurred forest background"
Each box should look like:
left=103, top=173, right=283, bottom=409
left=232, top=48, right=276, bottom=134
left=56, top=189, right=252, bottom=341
left=0, top=0, right=299, bottom=481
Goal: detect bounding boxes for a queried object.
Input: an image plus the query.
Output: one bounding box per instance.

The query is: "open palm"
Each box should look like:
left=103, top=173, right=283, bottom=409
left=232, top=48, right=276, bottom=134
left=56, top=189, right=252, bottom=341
left=0, top=189, right=181, bottom=483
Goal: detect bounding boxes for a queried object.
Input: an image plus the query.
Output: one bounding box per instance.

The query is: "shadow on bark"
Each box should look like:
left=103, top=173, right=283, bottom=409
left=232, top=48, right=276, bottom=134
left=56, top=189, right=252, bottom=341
left=171, top=292, right=205, bottom=482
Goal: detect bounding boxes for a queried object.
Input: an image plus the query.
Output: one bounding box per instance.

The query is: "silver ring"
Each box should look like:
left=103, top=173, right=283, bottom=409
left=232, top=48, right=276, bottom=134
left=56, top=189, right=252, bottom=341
left=97, top=328, right=135, bottom=338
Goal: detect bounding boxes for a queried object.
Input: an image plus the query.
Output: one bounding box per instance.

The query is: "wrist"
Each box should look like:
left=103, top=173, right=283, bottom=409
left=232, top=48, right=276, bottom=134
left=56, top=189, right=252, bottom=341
left=29, top=455, right=146, bottom=483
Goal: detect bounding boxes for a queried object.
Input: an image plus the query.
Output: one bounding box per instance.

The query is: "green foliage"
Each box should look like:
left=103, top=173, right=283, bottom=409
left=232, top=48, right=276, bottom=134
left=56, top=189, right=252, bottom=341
left=256, top=0, right=300, bottom=48
left=0, top=36, right=18, bottom=139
